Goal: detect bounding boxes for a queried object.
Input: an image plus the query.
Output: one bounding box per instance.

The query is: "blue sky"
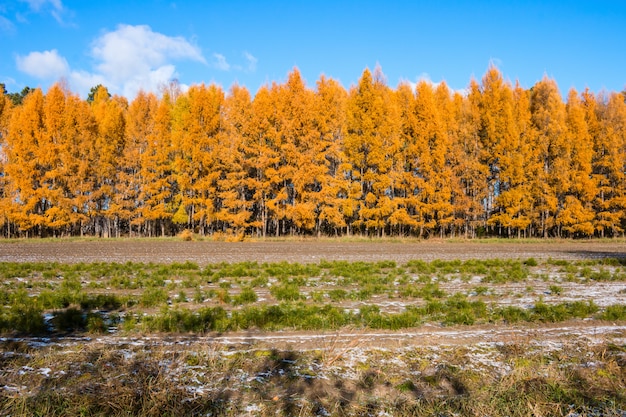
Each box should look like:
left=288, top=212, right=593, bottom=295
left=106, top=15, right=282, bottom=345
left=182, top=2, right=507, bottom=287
left=1, top=0, right=625, bottom=99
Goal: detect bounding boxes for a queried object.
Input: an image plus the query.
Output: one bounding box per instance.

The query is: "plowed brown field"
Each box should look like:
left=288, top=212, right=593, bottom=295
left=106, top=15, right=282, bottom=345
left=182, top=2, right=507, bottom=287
left=1, top=239, right=625, bottom=264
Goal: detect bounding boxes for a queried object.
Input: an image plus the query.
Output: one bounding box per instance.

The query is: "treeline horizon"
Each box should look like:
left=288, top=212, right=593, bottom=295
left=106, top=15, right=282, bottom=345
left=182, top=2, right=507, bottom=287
left=0, top=66, right=625, bottom=239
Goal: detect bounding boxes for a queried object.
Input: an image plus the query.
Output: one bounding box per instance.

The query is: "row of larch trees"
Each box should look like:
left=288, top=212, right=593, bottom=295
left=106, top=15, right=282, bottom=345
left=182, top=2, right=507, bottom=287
left=0, top=66, right=625, bottom=238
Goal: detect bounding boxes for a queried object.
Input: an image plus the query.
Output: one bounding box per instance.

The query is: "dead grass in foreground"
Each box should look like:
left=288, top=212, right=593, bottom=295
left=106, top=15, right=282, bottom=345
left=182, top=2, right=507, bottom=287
left=1, top=332, right=625, bottom=416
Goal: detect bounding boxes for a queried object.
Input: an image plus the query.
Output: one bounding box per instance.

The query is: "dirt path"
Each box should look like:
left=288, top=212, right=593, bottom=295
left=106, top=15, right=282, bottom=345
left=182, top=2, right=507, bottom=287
left=1, top=239, right=625, bottom=264
left=4, top=320, right=624, bottom=352
left=128, top=321, right=626, bottom=350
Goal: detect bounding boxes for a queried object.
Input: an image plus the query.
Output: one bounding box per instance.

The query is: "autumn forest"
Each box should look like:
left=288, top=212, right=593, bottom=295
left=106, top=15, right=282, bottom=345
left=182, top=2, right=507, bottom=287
left=0, top=66, right=625, bottom=239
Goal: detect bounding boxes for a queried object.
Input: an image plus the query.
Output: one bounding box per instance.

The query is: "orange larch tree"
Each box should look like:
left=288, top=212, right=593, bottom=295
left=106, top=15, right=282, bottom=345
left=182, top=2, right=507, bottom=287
left=0, top=84, right=14, bottom=236
left=593, top=91, right=626, bottom=236
left=139, top=91, right=175, bottom=236
left=582, top=89, right=609, bottom=237
left=41, top=83, right=99, bottom=236
left=508, top=82, right=537, bottom=237
left=171, top=84, right=224, bottom=234
left=558, top=89, right=596, bottom=236
left=432, top=82, right=457, bottom=236
left=479, top=68, right=534, bottom=237
left=40, top=83, right=72, bottom=233
left=59, top=91, right=98, bottom=236
left=312, top=75, right=349, bottom=236
left=448, top=79, right=489, bottom=238
left=123, top=90, right=157, bottom=235
left=478, top=67, right=511, bottom=232
left=345, top=67, right=401, bottom=236
left=215, top=84, right=255, bottom=237
left=389, top=82, right=420, bottom=235
left=90, top=86, right=127, bottom=237
left=3, top=88, right=48, bottom=235
left=529, top=76, right=569, bottom=237
left=275, top=68, right=320, bottom=234
left=408, top=80, right=451, bottom=237
left=246, top=84, right=283, bottom=236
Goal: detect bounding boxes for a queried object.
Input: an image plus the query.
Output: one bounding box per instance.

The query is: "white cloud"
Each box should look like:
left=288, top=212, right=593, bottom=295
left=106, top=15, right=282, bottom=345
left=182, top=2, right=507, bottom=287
left=13, top=24, right=257, bottom=99
left=116, top=65, right=180, bottom=99
left=213, top=53, right=230, bottom=71
left=19, top=24, right=204, bottom=98
left=0, top=15, right=14, bottom=32
left=82, top=24, right=205, bottom=97
left=400, top=73, right=436, bottom=93
left=229, top=51, right=258, bottom=73
left=67, top=70, right=107, bottom=94
left=212, top=52, right=257, bottom=73
left=92, top=24, right=205, bottom=80
left=243, top=51, right=257, bottom=72
left=417, top=73, right=470, bottom=96
left=16, top=49, right=69, bottom=79
left=417, top=72, right=441, bottom=88
left=20, top=0, right=61, bottom=12
left=401, top=73, right=468, bottom=97
left=0, top=1, right=70, bottom=29
left=19, top=0, right=65, bottom=23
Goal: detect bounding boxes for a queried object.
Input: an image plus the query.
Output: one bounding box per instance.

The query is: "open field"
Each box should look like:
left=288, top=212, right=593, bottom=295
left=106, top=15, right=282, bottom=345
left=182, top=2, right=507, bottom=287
left=1, top=240, right=625, bottom=416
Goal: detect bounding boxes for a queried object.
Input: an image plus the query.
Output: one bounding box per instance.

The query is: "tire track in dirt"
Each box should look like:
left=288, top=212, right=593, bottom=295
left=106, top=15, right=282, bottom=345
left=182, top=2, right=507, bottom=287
left=4, top=321, right=624, bottom=351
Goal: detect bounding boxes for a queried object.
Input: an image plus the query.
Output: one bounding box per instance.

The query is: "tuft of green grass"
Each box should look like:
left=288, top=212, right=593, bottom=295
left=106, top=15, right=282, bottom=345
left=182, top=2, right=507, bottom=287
left=548, top=284, right=563, bottom=295
left=524, top=257, right=538, bottom=266
left=0, top=303, right=46, bottom=334
left=140, top=287, right=169, bottom=307
left=51, top=307, right=85, bottom=332
left=472, top=286, right=490, bottom=296
left=232, top=287, right=258, bottom=305
left=498, top=306, right=531, bottom=323
left=270, top=283, right=304, bottom=301
left=531, top=300, right=598, bottom=322
left=264, top=261, right=321, bottom=280
left=600, top=305, right=626, bottom=321
left=86, top=313, right=107, bottom=333
left=327, top=289, right=349, bottom=301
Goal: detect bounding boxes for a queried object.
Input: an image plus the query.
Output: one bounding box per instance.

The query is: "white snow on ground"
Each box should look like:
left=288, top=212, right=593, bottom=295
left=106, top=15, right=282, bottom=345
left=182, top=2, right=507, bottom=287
left=2, top=324, right=624, bottom=407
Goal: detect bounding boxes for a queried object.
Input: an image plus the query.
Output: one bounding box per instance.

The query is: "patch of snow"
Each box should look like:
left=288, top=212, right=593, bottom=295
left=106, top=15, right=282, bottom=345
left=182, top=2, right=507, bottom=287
left=316, top=405, right=331, bottom=416
left=2, top=385, right=27, bottom=394
left=244, top=404, right=262, bottom=414
left=185, top=385, right=206, bottom=396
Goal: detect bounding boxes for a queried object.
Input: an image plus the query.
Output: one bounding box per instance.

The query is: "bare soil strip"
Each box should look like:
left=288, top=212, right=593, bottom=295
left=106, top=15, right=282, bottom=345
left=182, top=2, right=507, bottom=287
left=1, top=239, right=626, bottom=264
